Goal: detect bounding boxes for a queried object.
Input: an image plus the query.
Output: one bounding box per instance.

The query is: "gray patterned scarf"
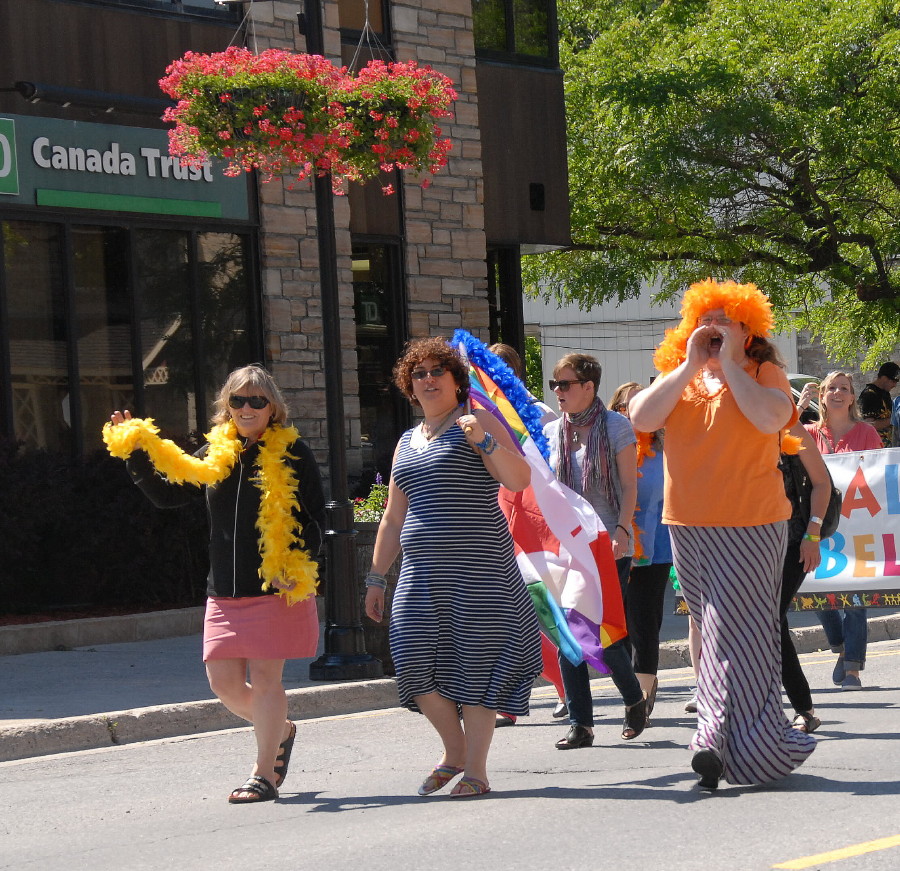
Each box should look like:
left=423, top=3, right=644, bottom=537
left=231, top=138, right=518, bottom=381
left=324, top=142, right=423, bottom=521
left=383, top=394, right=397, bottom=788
left=557, top=398, right=620, bottom=513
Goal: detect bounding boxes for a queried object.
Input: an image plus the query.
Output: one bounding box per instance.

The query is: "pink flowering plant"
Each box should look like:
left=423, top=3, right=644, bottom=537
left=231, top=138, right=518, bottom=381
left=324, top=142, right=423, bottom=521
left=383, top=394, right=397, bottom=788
left=159, top=48, right=457, bottom=194
left=332, top=60, right=456, bottom=193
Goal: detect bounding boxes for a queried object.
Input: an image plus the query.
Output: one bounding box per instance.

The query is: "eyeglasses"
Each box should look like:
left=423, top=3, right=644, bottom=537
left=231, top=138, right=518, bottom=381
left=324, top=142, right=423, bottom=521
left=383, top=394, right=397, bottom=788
left=549, top=379, right=587, bottom=392
left=411, top=366, right=448, bottom=380
left=228, top=395, right=270, bottom=410
left=699, top=315, right=734, bottom=327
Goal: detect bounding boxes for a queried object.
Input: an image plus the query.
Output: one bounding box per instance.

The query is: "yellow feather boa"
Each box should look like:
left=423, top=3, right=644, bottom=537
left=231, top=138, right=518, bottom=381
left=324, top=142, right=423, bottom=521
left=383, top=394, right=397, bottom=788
left=102, top=417, right=318, bottom=605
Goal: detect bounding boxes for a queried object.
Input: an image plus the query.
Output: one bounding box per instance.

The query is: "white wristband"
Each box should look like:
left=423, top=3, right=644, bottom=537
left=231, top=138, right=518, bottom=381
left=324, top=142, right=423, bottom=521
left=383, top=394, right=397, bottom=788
left=809, top=516, right=823, bottom=526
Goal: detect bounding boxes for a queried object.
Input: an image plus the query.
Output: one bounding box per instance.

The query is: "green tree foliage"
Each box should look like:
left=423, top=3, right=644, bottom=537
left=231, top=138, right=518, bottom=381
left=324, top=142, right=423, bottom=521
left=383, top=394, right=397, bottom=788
left=524, top=334, right=545, bottom=399
left=527, top=0, right=900, bottom=364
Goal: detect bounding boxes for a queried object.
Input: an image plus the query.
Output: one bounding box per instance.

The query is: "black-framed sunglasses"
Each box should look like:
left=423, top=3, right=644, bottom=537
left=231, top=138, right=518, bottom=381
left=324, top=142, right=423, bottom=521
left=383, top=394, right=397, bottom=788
left=228, top=394, right=270, bottom=410
left=549, top=379, right=587, bottom=392
left=411, top=366, right=448, bottom=380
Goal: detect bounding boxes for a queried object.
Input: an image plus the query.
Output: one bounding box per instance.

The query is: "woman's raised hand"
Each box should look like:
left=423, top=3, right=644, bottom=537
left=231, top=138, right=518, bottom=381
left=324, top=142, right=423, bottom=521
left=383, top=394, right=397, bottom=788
left=109, top=410, right=133, bottom=426
left=797, top=382, right=817, bottom=411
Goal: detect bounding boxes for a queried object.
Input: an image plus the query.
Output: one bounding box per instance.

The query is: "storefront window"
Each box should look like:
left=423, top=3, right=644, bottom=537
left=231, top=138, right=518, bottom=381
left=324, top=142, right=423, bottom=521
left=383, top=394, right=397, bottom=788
left=353, top=243, right=407, bottom=490
left=3, top=221, right=70, bottom=453
left=197, top=232, right=253, bottom=425
left=473, top=0, right=556, bottom=63
left=134, top=229, right=194, bottom=439
left=0, top=220, right=259, bottom=456
left=72, top=226, right=132, bottom=453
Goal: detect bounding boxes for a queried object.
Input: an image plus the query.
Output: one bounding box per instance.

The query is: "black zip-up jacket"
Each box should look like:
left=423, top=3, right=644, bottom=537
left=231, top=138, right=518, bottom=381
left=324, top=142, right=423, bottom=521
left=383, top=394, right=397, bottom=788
left=126, top=436, right=325, bottom=598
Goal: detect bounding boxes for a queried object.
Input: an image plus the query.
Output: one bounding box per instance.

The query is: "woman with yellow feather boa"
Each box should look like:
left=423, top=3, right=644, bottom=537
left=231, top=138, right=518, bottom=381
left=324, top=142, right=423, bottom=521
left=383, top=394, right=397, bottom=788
left=104, top=364, right=325, bottom=804
left=630, top=279, right=816, bottom=792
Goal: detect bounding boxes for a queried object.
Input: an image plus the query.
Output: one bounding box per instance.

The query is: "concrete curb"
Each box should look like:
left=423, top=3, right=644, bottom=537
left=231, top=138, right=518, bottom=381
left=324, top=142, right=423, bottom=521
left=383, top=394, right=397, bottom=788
left=0, top=679, right=401, bottom=763
left=0, top=608, right=206, bottom=656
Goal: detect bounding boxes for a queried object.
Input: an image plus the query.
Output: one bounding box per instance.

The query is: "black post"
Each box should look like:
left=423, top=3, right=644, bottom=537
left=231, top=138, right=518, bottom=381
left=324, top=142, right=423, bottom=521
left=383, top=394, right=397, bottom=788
left=304, top=0, right=383, bottom=680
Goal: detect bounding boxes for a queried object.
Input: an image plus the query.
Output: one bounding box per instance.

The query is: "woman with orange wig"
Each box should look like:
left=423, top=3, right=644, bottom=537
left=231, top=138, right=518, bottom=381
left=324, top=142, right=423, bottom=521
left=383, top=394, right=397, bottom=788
left=630, top=279, right=816, bottom=791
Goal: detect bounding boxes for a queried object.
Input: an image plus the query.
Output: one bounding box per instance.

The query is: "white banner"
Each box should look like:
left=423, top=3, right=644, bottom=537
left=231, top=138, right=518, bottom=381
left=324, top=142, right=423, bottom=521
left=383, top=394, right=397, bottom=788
left=797, top=446, right=900, bottom=609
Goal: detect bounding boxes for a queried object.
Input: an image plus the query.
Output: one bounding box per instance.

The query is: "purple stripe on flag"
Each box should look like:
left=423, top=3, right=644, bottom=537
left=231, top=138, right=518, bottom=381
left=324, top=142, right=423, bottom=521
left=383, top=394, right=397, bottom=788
left=564, top=608, right=611, bottom=675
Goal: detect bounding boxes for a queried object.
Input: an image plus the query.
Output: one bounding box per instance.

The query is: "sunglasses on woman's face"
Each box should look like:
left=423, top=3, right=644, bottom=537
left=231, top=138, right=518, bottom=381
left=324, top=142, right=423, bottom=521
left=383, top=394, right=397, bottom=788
left=411, top=366, right=448, bottom=380
left=549, top=379, right=586, bottom=392
left=228, top=394, right=270, bottom=410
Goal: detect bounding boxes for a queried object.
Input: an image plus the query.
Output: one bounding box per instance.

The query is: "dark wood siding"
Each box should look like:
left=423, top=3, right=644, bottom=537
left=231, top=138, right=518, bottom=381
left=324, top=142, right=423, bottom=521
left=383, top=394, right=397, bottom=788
left=476, top=62, right=570, bottom=248
left=0, top=0, right=237, bottom=127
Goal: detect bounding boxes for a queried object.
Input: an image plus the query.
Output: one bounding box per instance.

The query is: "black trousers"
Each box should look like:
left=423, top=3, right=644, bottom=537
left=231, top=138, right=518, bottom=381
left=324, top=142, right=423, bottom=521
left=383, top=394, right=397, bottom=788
left=780, top=541, right=813, bottom=714
left=625, top=561, right=671, bottom=675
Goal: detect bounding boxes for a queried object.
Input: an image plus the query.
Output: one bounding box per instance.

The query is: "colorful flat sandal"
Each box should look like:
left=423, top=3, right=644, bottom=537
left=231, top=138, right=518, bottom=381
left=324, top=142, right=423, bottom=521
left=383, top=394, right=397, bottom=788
left=450, top=776, right=492, bottom=798
left=418, top=763, right=464, bottom=796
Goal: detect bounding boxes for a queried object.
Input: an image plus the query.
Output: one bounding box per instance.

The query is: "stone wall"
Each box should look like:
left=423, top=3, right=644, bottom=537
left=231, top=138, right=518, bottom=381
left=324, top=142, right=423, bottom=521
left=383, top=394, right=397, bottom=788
left=245, top=0, right=490, bottom=488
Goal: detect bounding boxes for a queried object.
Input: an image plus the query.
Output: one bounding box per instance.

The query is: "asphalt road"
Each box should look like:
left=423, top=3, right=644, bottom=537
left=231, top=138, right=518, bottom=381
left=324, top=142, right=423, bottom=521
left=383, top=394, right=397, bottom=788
left=2, top=640, right=899, bottom=871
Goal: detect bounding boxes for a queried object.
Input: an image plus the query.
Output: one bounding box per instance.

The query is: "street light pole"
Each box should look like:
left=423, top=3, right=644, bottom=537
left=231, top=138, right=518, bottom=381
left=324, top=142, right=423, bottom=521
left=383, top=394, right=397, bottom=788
left=302, top=0, right=383, bottom=681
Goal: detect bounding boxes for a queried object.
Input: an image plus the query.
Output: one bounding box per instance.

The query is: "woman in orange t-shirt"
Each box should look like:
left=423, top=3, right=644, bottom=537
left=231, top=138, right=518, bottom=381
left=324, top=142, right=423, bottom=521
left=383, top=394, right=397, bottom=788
left=630, top=279, right=816, bottom=792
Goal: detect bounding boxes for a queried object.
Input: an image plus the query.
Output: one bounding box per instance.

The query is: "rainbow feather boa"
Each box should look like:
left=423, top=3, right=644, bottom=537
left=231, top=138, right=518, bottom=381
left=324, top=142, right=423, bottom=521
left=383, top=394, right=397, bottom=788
left=102, top=417, right=318, bottom=604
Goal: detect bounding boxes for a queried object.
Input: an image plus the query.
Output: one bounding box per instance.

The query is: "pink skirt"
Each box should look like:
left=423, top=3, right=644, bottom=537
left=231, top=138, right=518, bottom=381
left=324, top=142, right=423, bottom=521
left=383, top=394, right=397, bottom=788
left=202, top=594, right=319, bottom=661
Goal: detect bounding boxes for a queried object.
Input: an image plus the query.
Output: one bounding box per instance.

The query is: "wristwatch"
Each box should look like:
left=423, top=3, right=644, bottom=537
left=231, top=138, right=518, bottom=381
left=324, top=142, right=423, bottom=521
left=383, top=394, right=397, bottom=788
left=809, top=516, right=823, bottom=526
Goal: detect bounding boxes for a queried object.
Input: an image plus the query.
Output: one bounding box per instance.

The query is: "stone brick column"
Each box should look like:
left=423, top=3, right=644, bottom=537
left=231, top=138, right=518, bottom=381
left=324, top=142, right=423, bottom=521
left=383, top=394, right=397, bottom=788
left=245, top=0, right=358, bottom=486
left=244, top=0, right=490, bottom=488
left=392, top=0, right=490, bottom=342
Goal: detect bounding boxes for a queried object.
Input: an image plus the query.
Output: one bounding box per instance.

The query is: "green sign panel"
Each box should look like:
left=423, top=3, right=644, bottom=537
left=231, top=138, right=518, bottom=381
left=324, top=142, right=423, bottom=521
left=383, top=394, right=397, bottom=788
left=0, top=113, right=249, bottom=220
left=0, top=118, right=19, bottom=196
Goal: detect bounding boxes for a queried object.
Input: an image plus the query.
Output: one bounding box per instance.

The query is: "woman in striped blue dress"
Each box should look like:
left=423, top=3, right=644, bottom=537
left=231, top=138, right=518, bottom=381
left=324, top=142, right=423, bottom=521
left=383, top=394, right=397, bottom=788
left=365, top=337, right=543, bottom=798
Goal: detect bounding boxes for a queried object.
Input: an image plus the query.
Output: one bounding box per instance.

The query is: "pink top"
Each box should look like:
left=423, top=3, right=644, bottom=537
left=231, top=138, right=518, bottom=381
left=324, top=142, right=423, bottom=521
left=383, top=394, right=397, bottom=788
left=803, top=421, right=883, bottom=454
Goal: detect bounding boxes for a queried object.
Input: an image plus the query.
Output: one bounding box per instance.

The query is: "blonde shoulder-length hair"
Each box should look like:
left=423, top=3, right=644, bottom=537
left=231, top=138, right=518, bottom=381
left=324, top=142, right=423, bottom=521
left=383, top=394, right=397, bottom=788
left=816, top=370, right=861, bottom=429
left=211, top=364, right=288, bottom=427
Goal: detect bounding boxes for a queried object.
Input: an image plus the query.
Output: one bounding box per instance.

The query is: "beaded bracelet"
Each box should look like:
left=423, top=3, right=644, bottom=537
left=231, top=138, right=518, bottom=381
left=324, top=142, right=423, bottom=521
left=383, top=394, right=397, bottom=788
left=365, top=571, right=387, bottom=589
left=803, top=534, right=821, bottom=543
left=476, top=432, right=497, bottom=455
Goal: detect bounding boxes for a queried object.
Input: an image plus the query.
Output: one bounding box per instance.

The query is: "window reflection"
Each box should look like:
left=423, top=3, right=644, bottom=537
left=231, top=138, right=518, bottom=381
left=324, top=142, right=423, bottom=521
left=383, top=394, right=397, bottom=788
left=72, top=226, right=131, bottom=453
left=4, top=221, right=71, bottom=453
left=353, top=244, right=405, bottom=487
left=1, top=221, right=257, bottom=455
left=198, top=232, right=252, bottom=426
left=134, top=229, right=194, bottom=438
left=473, top=0, right=554, bottom=61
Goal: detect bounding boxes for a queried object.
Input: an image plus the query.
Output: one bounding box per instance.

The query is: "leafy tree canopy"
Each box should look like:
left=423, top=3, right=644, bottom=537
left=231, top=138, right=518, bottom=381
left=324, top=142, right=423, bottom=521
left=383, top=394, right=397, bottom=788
left=527, top=0, right=900, bottom=364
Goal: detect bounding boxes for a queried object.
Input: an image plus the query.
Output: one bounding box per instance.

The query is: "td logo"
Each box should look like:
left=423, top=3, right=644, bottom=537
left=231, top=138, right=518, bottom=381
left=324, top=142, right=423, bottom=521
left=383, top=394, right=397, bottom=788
left=0, top=118, right=19, bottom=195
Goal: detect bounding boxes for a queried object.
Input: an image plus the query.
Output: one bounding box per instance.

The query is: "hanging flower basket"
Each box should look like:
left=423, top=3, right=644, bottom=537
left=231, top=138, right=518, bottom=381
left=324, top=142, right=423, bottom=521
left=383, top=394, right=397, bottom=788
left=159, top=47, right=457, bottom=194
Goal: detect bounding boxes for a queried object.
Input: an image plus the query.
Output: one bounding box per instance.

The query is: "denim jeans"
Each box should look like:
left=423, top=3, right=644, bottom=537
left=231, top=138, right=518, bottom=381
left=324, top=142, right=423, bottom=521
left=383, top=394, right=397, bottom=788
left=818, top=608, right=867, bottom=671
left=558, top=556, right=643, bottom=727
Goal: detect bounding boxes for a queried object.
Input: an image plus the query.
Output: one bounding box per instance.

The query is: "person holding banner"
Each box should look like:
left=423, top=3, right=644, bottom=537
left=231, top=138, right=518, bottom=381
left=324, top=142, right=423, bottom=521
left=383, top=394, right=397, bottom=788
left=364, top=337, right=542, bottom=798
left=803, top=371, right=881, bottom=690
left=630, top=278, right=816, bottom=791
left=545, top=354, right=648, bottom=748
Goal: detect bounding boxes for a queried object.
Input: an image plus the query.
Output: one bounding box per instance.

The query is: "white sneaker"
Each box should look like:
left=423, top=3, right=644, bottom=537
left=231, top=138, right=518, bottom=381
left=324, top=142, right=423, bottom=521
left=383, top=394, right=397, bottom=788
left=684, top=690, right=698, bottom=713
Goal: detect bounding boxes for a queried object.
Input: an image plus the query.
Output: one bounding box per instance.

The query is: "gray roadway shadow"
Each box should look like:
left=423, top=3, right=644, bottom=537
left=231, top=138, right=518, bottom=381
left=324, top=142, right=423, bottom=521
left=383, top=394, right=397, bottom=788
left=277, top=770, right=900, bottom=811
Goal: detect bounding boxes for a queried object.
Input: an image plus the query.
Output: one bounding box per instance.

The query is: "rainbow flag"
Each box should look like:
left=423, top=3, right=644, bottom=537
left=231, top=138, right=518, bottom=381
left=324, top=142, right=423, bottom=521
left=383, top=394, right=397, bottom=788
left=453, top=330, right=627, bottom=672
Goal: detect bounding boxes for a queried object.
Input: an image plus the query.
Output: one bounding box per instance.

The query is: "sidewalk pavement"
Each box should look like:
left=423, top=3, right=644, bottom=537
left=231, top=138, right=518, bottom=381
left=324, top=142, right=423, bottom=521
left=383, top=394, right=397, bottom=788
left=2, top=601, right=899, bottom=763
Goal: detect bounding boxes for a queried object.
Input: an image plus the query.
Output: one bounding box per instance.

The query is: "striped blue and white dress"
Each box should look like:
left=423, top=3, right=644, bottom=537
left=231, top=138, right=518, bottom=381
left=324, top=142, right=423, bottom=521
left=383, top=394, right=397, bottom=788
left=390, top=424, right=543, bottom=715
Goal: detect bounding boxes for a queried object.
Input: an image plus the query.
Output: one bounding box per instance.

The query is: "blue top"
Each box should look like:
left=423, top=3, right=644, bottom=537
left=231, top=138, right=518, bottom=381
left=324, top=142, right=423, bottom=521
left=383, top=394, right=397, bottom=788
left=633, top=444, right=672, bottom=566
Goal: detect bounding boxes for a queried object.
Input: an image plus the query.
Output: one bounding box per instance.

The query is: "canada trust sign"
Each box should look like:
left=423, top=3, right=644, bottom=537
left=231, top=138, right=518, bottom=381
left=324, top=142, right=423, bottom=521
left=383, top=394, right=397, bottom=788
left=31, top=136, right=214, bottom=182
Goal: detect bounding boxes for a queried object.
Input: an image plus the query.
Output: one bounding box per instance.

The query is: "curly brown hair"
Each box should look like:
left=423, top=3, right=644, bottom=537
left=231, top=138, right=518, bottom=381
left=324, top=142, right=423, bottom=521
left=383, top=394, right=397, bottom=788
left=393, top=337, right=469, bottom=407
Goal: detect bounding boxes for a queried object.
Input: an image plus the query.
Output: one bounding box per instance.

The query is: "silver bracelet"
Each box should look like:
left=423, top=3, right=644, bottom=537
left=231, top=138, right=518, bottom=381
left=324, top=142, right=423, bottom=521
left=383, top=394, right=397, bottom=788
left=365, top=572, right=387, bottom=590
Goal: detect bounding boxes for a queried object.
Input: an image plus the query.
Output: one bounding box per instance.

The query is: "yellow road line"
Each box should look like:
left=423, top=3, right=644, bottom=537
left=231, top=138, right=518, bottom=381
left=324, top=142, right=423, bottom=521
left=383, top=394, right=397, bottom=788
left=773, top=835, right=900, bottom=869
